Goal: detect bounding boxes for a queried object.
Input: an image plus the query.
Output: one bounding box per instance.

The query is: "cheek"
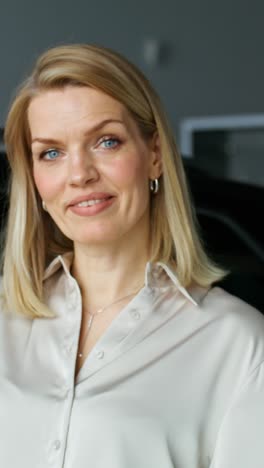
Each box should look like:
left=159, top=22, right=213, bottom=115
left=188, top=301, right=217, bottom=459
left=108, top=155, right=148, bottom=190
left=33, top=166, right=63, bottom=202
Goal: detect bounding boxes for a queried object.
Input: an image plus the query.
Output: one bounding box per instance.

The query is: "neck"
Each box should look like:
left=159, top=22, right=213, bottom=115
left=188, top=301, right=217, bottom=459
left=71, top=234, right=149, bottom=312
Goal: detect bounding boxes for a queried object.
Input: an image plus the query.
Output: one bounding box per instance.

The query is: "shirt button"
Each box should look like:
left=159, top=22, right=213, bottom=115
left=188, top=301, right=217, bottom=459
left=143, top=286, right=153, bottom=295
left=53, top=440, right=61, bottom=450
left=130, top=310, right=141, bottom=320
left=95, top=350, right=104, bottom=359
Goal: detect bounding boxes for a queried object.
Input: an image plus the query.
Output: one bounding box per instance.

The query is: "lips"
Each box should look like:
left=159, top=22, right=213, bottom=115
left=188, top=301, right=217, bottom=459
left=67, top=192, right=114, bottom=208
left=67, top=192, right=115, bottom=217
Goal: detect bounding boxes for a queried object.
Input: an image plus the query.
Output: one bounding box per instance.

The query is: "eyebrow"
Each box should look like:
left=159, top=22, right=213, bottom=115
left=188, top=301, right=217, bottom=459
left=31, top=118, right=125, bottom=145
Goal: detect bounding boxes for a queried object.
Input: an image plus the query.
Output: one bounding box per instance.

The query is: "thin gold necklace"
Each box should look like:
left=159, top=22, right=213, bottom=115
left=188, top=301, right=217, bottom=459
left=78, top=286, right=143, bottom=359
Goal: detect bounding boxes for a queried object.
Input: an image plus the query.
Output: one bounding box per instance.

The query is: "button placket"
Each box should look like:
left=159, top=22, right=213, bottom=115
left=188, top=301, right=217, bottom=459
left=63, top=279, right=82, bottom=369
left=47, top=438, right=64, bottom=465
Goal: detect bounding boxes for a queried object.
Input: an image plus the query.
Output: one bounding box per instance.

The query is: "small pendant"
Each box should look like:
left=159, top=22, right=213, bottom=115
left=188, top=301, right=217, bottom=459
left=87, top=315, right=94, bottom=328
left=78, top=313, right=96, bottom=359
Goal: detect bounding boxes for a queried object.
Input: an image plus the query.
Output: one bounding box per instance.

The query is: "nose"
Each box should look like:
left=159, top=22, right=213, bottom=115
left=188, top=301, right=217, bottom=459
left=67, top=151, right=99, bottom=187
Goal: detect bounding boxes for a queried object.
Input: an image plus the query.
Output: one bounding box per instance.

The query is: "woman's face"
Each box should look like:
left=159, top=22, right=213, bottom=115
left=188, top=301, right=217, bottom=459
left=28, top=86, right=161, bottom=248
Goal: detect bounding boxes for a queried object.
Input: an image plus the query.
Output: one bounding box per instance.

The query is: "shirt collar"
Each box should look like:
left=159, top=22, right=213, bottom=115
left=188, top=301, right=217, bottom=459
left=44, top=252, right=198, bottom=306
left=145, top=261, right=198, bottom=306
left=43, top=252, right=74, bottom=280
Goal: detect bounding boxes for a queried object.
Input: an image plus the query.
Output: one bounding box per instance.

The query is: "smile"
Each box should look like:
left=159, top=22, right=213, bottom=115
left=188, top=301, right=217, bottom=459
left=68, top=195, right=115, bottom=217
left=76, top=198, right=109, bottom=207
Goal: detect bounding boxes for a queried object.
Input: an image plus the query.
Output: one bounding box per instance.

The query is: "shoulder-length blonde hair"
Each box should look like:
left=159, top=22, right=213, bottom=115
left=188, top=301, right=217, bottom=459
left=3, top=44, right=225, bottom=318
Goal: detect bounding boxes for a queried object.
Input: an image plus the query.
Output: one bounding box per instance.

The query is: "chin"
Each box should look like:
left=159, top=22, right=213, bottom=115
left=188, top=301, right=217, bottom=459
left=69, top=226, right=123, bottom=246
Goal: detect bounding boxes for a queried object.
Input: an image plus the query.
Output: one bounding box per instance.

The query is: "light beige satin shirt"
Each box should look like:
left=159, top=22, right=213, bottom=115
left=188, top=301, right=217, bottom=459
left=1, top=253, right=264, bottom=468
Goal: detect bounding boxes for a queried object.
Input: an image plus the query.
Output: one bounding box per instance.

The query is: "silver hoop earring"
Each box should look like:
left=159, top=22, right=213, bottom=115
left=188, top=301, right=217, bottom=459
left=150, top=178, right=159, bottom=194
left=42, top=200, right=47, bottom=211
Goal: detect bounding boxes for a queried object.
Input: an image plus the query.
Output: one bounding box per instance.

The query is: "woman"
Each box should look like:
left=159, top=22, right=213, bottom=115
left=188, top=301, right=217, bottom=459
left=0, top=44, right=264, bottom=467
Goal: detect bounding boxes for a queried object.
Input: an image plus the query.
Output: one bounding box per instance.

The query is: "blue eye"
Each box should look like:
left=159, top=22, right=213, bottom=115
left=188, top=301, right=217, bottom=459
left=101, top=138, right=119, bottom=149
left=43, top=149, right=60, bottom=160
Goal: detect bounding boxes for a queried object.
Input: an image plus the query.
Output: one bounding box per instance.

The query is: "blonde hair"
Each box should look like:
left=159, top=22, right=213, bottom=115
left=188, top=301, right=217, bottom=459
left=3, top=44, right=226, bottom=318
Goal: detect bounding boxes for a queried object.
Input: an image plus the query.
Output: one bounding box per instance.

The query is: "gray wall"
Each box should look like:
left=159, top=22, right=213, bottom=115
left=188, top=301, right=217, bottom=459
left=1, top=0, right=264, bottom=167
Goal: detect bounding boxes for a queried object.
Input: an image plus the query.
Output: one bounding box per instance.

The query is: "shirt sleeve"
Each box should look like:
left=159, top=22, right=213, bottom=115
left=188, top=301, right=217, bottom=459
left=210, top=361, right=264, bottom=468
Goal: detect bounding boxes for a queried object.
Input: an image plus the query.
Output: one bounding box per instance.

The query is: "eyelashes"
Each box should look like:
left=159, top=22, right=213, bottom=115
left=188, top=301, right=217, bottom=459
left=99, top=136, right=121, bottom=149
left=39, top=149, right=61, bottom=161
left=37, top=136, right=123, bottom=161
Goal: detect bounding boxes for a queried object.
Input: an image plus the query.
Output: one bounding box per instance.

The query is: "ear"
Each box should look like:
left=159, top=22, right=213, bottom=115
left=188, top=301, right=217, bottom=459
left=148, top=132, right=162, bottom=179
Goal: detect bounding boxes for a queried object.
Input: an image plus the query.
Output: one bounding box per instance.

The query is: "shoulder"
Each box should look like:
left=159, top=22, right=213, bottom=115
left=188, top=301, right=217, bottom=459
left=198, top=285, right=264, bottom=363
left=203, top=285, right=264, bottom=325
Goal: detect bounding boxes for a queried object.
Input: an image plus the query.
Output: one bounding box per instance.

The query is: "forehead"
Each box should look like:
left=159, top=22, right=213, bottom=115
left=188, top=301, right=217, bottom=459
left=27, top=86, right=131, bottom=135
